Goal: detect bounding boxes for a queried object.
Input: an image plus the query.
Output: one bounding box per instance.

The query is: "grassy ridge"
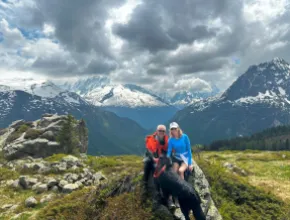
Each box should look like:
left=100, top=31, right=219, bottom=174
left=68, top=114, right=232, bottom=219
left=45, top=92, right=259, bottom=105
left=196, top=151, right=290, bottom=220
left=1, top=152, right=290, bottom=219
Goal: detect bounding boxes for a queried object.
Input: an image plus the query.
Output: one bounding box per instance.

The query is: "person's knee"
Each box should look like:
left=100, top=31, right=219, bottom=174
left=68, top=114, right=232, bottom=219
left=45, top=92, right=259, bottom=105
left=179, top=166, right=186, bottom=173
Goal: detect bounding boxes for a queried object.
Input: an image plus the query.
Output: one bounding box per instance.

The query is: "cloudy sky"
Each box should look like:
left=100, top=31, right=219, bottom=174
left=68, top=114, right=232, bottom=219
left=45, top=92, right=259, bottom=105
left=0, top=0, right=290, bottom=93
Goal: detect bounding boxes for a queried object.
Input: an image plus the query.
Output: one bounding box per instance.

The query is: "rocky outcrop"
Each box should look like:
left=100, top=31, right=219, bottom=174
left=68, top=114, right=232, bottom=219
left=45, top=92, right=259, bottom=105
left=190, top=160, right=222, bottom=220
left=1, top=114, right=88, bottom=160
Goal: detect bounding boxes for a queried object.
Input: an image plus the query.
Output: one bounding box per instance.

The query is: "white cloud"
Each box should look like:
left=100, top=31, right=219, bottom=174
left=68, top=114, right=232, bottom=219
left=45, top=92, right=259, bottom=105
left=0, top=19, right=25, bottom=47
left=174, top=78, right=212, bottom=92
left=267, top=41, right=289, bottom=51
left=0, top=0, right=290, bottom=94
left=43, top=23, right=55, bottom=37
left=244, top=0, right=289, bottom=23
left=22, top=38, right=67, bottom=58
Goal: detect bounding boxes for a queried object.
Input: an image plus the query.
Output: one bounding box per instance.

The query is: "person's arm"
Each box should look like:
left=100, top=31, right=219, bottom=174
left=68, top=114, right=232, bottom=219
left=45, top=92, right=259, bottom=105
left=167, top=139, right=172, bottom=158
left=185, top=135, right=192, bottom=165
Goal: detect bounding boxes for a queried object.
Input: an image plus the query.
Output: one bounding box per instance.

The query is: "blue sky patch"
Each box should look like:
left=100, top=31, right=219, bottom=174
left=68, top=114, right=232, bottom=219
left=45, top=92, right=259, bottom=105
left=19, top=28, right=45, bottom=40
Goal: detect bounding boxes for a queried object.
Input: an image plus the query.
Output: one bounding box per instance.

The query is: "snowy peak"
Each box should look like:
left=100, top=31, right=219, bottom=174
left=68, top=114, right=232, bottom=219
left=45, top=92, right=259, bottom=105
left=0, top=78, right=62, bottom=98
left=0, top=78, right=85, bottom=105
left=60, top=76, right=220, bottom=108
left=62, top=76, right=110, bottom=95
left=222, top=58, right=290, bottom=101
left=83, top=84, right=170, bottom=108
left=158, top=85, right=220, bottom=108
left=61, top=76, right=172, bottom=108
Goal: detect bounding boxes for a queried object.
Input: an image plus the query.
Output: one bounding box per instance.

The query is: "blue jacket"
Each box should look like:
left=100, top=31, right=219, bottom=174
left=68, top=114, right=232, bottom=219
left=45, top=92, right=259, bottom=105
left=167, top=134, right=192, bottom=165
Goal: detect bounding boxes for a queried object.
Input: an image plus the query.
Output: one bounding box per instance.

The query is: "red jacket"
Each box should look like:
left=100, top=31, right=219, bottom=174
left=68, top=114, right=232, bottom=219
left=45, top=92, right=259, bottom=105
left=145, top=132, right=168, bottom=157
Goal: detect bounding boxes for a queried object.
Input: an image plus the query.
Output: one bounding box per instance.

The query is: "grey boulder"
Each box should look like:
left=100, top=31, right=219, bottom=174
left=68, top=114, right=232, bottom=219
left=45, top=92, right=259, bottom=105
left=34, top=184, right=48, bottom=194
left=19, top=176, right=38, bottom=189
left=47, top=178, right=58, bottom=188
left=59, top=180, right=68, bottom=189
left=25, top=197, right=38, bottom=208
left=62, top=184, right=79, bottom=193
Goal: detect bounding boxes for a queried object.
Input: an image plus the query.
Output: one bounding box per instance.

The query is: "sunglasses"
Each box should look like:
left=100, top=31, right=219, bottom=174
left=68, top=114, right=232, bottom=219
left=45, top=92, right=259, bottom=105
left=158, top=130, right=166, bottom=132
left=170, top=128, right=177, bottom=130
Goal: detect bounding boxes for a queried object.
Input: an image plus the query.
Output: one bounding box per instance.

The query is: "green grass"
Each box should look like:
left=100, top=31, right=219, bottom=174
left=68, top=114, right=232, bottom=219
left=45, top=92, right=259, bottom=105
left=0, top=186, right=37, bottom=219
left=2, top=151, right=290, bottom=220
left=201, top=151, right=290, bottom=202
left=197, top=151, right=290, bottom=219
left=85, top=155, right=142, bottom=175
left=36, top=172, right=157, bottom=220
left=196, top=157, right=290, bottom=220
left=44, top=154, right=69, bottom=162
left=0, top=167, right=19, bottom=181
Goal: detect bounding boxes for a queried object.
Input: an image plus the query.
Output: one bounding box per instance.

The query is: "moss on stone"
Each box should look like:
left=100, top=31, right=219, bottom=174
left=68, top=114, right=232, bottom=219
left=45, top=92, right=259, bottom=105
left=24, top=129, right=43, bottom=140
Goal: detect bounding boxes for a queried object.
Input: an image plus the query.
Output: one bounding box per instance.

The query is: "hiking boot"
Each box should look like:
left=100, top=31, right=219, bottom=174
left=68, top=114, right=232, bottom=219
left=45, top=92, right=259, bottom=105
left=168, top=200, right=176, bottom=210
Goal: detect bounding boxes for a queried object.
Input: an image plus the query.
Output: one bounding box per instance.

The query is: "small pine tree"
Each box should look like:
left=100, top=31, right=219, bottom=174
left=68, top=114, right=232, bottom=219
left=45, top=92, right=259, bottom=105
left=57, top=114, right=79, bottom=154
left=77, top=119, right=88, bottom=153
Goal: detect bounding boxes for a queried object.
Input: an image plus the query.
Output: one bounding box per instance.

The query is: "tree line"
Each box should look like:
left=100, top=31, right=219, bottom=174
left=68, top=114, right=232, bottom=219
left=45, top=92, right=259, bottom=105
left=204, top=125, right=290, bottom=151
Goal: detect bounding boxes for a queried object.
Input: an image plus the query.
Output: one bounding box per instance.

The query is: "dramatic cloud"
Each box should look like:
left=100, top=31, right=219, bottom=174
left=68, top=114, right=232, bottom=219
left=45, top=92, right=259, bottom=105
left=0, top=0, right=290, bottom=93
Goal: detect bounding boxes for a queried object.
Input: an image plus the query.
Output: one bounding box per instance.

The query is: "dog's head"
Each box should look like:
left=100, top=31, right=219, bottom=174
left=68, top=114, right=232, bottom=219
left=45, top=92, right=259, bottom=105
left=155, top=156, right=172, bottom=172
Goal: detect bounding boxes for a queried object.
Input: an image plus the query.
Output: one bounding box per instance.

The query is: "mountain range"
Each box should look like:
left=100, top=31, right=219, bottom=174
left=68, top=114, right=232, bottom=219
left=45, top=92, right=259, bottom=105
left=173, top=57, right=290, bottom=144
left=0, top=78, right=146, bottom=155
left=1, top=57, right=290, bottom=153
left=60, top=76, right=218, bottom=129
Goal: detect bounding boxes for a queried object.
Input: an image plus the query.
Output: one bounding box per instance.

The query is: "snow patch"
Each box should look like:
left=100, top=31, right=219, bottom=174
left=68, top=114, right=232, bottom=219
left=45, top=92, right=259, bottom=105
left=61, top=93, right=80, bottom=104
left=278, top=87, right=286, bottom=96
left=257, top=66, right=266, bottom=72
left=277, top=79, right=283, bottom=85
left=236, top=90, right=275, bottom=103
left=285, top=98, right=290, bottom=104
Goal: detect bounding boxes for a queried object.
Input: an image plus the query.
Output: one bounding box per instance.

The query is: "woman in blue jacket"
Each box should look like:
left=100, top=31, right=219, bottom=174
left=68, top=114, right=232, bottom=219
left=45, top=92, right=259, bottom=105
left=167, top=122, right=193, bottom=180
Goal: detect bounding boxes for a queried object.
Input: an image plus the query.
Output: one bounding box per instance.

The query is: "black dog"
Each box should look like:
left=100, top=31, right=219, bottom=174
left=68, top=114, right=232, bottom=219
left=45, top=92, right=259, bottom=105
left=153, top=156, right=206, bottom=220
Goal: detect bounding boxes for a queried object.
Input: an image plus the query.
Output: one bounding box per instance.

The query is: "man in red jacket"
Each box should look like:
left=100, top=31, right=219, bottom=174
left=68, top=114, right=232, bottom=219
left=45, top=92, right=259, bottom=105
left=145, top=125, right=168, bottom=158
left=143, top=125, right=175, bottom=209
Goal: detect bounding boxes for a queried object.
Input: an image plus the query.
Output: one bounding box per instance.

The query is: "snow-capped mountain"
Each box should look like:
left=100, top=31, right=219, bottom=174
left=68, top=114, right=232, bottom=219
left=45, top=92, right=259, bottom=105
left=0, top=78, right=85, bottom=105
left=159, top=85, right=220, bottom=108
left=62, top=76, right=110, bottom=95
left=222, top=57, right=290, bottom=105
left=60, top=76, right=178, bottom=129
left=0, top=80, right=146, bottom=155
left=61, top=76, right=170, bottom=108
left=84, top=84, right=171, bottom=107
left=172, top=58, right=290, bottom=145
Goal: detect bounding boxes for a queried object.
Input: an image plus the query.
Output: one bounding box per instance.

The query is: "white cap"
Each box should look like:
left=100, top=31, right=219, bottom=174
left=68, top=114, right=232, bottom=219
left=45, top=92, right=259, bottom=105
left=170, top=122, right=179, bottom=129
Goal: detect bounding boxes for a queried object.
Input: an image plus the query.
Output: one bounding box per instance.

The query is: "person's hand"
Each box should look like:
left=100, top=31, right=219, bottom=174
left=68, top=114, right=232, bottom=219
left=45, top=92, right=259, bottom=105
left=188, top=165, right=194, bottom=171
